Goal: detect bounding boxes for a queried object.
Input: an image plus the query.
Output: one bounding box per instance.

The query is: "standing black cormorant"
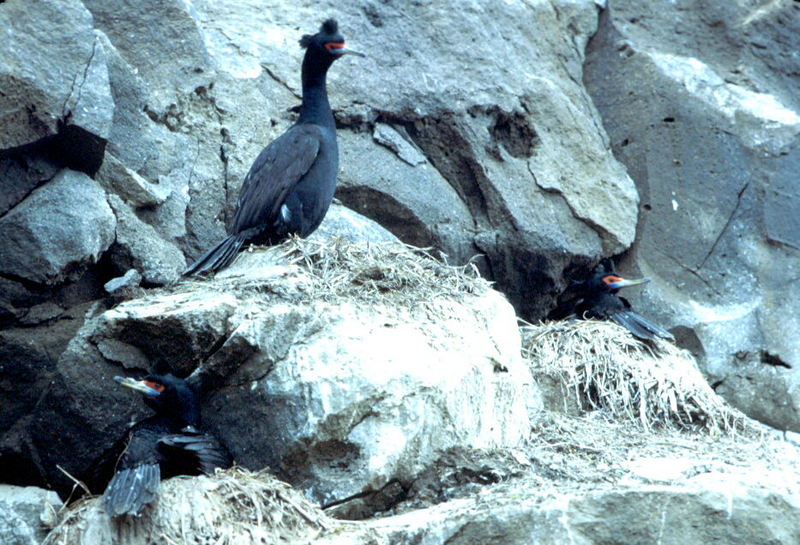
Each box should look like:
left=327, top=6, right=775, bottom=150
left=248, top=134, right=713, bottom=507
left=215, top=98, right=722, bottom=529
left=548, top=259, right=674, bottom=342
left=183, top=19, right=364, bottom=276
left=102, top=374, right=231, bottom=517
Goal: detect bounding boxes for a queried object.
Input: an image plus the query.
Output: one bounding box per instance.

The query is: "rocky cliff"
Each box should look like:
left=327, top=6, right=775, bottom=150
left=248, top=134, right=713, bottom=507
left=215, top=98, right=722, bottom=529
left=1, top=0, right=800, bottom=543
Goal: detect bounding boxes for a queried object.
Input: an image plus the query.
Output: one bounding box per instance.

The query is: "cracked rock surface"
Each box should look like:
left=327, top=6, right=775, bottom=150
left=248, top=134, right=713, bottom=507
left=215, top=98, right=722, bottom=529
left=584, top=0, right=800, bottom=431
left=0, top=169, right=115, bottom=285
left=0, top=0, right=113, bottom=152
left=20, top=248, right=533, bottom=505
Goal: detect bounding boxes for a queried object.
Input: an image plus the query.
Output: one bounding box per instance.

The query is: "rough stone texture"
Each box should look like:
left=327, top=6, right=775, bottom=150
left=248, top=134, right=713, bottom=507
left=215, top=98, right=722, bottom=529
left=106, top=194, right=186, bottom=286
left=40, top=424, right=800, bottom=545
left=315, top=472, right=800, bottom=545
left=0, top=485, right=61, bottom=545
left=311, top=202, right=401, bottom=244
left=185, top=0, right=639, bottom=319
left=0, top=169, right=116, bottom=285
left=96, top=153, right=170, bottom=209
left=24, top=248, right=532, bottom=504
left=584, top=0, right=800, bottom=431
left=1, top=0, right=640, bottom=320
left=337, top=130, right=477, bottom=266
left=208, top=262, right=529, bottom=505
left=0, top=0, right=113, bottom=152
left=0, top=301, right=98, bottom=490
left=0, top=154, right=60, bottom=217
left=103, top=269, right=142, bottom=294
left=82, top=0, right=213, bottom=112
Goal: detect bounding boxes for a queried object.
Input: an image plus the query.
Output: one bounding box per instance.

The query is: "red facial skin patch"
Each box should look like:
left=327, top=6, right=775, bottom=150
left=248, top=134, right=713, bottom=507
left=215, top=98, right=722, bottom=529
left=603, top=275, right=623, bottom=286
left=143, top=381, right=166, bottom=393
left=325, top=42, right=346, bottom=52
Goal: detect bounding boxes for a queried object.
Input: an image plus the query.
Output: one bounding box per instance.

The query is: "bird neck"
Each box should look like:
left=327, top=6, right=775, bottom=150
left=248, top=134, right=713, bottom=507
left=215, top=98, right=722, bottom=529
left=166, top=399, right=200, bottom=429
left=298, top=57, right=335, bottom=128
left=180, top=403, right=201, bottom=428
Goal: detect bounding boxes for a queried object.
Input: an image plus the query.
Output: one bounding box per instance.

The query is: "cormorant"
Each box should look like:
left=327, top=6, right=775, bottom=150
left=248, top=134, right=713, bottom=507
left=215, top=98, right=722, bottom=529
left=549, top=259, right=674, bottom=342
left=102, top=374, right=231, bottom=517
left=183, top=19, right=364, bottom=276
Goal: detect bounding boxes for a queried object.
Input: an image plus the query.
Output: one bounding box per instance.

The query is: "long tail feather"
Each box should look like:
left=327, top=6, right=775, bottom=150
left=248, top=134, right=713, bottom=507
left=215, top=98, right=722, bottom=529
left=103, top=464, right=161, bottom=517
left=182, top=234, right=246, bottom=276
left=612, top=311, right=674, bottom=341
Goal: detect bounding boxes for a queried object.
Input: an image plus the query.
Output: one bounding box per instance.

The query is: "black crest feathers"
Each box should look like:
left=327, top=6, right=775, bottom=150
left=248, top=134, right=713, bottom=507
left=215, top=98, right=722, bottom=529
left=320, top=18, right=338, bottom=34
left=595, top=258, right=616, bottom=275
left=299, top=19, right=339, bottom=48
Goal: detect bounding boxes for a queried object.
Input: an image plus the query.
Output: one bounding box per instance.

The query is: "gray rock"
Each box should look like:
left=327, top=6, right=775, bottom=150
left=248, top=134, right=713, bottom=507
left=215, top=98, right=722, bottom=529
left=103, top=269, right=142, bottom=294
left=29, top=245, right=533, bottom=504
left=0, top=303, right=94, bottom=456
left=337, top=130, right=477, bottom=266
left=106, top=194, right=186, bottom=285
left=0, top=169, right=116, bottom=285
left=96, top=154, right=170, bottom=208
left=315, top=470, right=800, bottom=545
left=204, top=272, right=530, bottom=504
left=311, top=203, right=401, bottom=244
left=93, top=30, right=197, bottom=244
left=184, top=0, right=640, bottom=318
left=372, top=123, right=426, bottom=166
left=584, top=0, right=800, bottom=430
left=0, top=485, right=61, bottom=545
left=23, top=289, right=239, bottom=495
left=18, top=303, right=64, bottom=327
left=40, top=453, right=800, bottom=545
left=0, top=0, right=113, bottom=151
left=0, top=154, right=60, bottom=217
left=82, top=0, right=213, bottom=112
left=95, top=337, right=150, bottom=369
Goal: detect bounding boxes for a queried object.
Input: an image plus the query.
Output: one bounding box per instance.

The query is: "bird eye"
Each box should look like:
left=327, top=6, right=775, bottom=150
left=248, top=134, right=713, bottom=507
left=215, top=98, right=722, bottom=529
left=143, top=381, right=166, bottom=393
left=603, top=275, right=622, bottom=285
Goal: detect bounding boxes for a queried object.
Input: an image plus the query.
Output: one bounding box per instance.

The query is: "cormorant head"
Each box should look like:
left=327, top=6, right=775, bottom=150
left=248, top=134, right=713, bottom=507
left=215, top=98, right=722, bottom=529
left=591, top=273, right=650, bottom=294
left=299, top=18, right=365, bottom=66
left=582, top=258, right=649, bottom=294
left=114, top=373, right=200, bottom=427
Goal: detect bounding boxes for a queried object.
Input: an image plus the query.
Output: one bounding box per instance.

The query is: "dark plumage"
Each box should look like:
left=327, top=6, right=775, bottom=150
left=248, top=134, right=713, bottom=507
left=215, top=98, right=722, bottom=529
left=102, top=374, right=231, bottom=518
left=549, top=259, right=674, bottom=342
left=184, top=19, right=364, bottom=276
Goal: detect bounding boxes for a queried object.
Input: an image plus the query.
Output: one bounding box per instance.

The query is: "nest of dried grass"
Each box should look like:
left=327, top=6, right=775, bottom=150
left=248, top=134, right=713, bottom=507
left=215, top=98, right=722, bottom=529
left=44, top=468, right=331, bottom=545
left=278, top=236, right=490, bottom=303
left=522, top=320, right=751, bottom=435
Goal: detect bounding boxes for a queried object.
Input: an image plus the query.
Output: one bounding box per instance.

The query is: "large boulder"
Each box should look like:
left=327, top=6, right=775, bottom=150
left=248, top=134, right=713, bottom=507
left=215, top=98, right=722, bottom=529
left=0, top=169, right=116, bottom=285
left=174, top=0, right=641, bottom=318
left=0, top=0, right=113, bottom=172
left=1, top=0, right=641, bottom=319
left=0, top=485, right=61, bottom=545
left=315, top=470, right=800, bottom=545
left=25, top=241, right=534, bottom=504
left=41, top=418, right=800, bottom=545
left=584, top=0, right=800, bottom=431
left=106, top=194, right=186, bottom=286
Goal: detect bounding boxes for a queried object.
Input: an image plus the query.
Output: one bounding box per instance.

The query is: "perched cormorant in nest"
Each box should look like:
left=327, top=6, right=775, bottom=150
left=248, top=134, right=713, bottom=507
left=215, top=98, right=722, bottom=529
left=549, top=259, right=674, bottom=342
left=102, top=374, right=231, bottom=517
left=183, top=19, right=364, bottom=276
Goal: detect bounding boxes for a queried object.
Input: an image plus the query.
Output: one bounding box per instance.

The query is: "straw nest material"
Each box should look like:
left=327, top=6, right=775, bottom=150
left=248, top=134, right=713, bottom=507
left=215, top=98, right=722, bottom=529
left=44, top=468, right=331, bottom=545
left=279, top=236, right=490, bottom=303
left=522, top=320, right=750, bottom=434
